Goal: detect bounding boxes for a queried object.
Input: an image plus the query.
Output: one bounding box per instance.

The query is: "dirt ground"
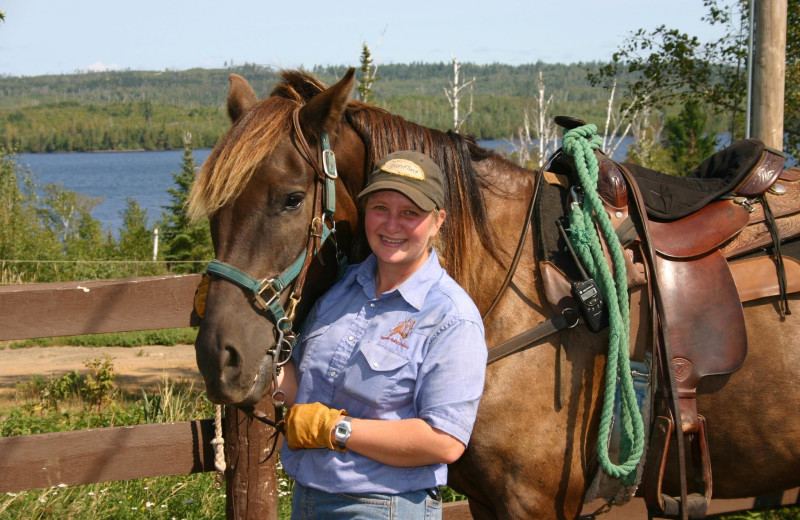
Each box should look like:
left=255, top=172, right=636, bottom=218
left=0, top=344, right=204, bottom=400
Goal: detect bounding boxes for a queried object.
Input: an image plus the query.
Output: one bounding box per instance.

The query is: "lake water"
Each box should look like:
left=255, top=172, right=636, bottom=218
left=17, top=139, right=632, bottom=234
left=19, top=149, right=214, bottom=234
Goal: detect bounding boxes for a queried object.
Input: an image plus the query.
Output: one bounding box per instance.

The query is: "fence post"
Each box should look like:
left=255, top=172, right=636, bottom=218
left=224, top=401, right=280, bottom=519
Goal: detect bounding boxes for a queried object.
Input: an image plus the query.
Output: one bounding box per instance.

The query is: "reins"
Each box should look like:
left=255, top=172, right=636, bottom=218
left=481, top=171, right=540, bottom=322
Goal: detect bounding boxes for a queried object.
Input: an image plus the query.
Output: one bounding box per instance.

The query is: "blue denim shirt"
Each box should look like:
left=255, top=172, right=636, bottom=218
left=282, top=249, right=487, bottom=494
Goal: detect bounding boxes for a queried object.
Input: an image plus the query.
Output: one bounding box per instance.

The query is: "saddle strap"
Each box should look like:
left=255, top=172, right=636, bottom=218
left=615, top=162, right=694, bottom=520
left=486, top=309, right=579, bottom=365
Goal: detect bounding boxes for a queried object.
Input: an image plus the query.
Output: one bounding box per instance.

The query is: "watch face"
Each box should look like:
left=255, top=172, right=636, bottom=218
left=334, top=418, right=351, bottom=447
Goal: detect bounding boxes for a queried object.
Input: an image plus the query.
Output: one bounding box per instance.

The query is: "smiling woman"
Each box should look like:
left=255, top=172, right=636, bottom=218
left=363, top=189, right=445, bottom=294
left=360, top=152, right=448, bottom=295
left=276, top=148, right=487, bottom=519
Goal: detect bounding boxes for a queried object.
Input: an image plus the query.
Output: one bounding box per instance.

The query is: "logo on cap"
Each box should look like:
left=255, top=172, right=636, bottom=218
left=381, top=159, right=426, bottom=180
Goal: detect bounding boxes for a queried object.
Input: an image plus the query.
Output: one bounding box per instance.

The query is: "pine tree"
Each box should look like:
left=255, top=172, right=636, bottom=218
left=663, top=100, right=717, bottom=176
left=158, top=133, right=213, bottom=273
left=117, top=197, right=152, bottom=261
left=357, top=41, right=380, bottom=104
left=0, top=149, right=61, bottom=280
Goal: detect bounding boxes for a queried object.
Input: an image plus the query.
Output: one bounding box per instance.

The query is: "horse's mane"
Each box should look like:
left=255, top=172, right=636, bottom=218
left=343, top=101, right=498, bottom=284
left=188, top=69, right=499, bottom=285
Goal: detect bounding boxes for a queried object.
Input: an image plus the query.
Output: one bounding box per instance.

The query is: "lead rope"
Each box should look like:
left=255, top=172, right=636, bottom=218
left=562, top=124, right=645, bottom=484
left=211, top=404, right=226, bottom=487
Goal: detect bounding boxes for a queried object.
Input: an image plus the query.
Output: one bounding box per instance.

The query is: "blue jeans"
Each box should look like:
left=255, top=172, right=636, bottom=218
left=291, top=482, right=442, bottom=520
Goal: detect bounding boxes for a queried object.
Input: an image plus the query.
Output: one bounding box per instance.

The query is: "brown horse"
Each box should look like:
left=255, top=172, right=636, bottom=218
left=189, top=68, right=800, bottom=519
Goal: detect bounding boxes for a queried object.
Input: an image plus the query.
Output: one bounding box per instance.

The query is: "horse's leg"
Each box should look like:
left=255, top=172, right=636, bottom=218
left=449, top=322, right=606, bottom=519
left=693, top=295, right=800, bottom=497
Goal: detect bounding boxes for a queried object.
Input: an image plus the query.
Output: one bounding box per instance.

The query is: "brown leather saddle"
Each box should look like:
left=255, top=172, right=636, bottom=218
left=538, top=118, right=800, bottom=519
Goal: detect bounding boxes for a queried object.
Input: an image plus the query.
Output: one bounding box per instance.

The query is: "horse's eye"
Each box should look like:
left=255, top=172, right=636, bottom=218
left=285, top=193, right=304, bottom=210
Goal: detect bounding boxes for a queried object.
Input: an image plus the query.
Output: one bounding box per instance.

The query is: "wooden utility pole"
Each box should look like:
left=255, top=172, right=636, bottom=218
left=751, top=0, right=788, bottom=150
left=225, top=403, right=280, bottom=519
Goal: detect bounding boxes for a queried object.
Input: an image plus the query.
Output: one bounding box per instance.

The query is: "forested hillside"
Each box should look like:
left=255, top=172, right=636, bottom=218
left=0, top=62, right=621, bottom=153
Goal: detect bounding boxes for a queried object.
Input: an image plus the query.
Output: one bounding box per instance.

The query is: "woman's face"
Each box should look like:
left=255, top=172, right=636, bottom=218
left=364, top=190, right=446, bottom=273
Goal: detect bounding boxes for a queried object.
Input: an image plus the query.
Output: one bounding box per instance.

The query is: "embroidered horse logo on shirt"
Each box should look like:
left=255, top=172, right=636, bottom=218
left=389, top=317, right=416, bottom=340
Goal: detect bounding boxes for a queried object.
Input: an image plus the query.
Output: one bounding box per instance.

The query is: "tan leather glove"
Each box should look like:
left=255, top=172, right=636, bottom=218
left=285, top=402, right=348, bottom=452
left=194, top=275, right=210, bottom=319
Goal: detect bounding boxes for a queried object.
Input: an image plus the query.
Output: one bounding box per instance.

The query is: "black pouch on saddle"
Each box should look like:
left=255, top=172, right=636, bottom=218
left=535, top=147, right=609, bottom=332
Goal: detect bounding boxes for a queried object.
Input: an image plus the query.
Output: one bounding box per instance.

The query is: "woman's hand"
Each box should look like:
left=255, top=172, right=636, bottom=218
left=285, top=402, right=348, bottom=451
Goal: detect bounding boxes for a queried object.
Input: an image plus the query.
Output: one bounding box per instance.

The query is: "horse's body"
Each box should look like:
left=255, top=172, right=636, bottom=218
left=190, top=69, right=800, bottom=519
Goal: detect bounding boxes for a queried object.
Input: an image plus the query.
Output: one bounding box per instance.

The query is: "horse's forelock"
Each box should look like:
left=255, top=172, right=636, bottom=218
left=187, top=98, right=296, bottom=222
left=187, top=71, right=331, bottom=222
left=271, top=69, right=328, bottom=103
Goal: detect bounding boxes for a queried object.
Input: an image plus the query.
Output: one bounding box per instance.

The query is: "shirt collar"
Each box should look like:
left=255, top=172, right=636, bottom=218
left=354, top=249, right=443, bottom=311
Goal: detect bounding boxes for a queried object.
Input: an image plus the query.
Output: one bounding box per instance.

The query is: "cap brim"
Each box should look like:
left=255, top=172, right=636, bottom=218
left=357, top=180, right=437, bottom=211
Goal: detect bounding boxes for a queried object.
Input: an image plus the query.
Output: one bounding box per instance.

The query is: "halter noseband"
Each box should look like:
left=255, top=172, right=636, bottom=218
left=204, top=107, right=343, bottom=406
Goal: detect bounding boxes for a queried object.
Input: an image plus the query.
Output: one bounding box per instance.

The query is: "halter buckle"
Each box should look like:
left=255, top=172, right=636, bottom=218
left=310, top=217, right=324, bottom=238
left=322, top=149, right=338, bottom=179
left=253, top=278, right=281, bottom=311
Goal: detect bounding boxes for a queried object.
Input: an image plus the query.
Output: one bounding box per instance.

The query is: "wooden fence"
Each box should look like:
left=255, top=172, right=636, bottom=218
left=1, top=275, right=797, bottom=519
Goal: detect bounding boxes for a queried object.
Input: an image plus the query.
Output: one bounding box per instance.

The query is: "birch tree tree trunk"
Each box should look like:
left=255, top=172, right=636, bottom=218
left=508, top=71, right=557, bottom=168
left=444, top=56, right=475, bottom=132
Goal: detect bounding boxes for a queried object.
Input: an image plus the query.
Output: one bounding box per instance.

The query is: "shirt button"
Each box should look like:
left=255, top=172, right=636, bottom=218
left=348, top=335, right=355, bottom=341
left=373, top=362, right=379, bottom=368
left=329, top=371, right=336, bottom=377
left=370, top=303, right=376, bottom=308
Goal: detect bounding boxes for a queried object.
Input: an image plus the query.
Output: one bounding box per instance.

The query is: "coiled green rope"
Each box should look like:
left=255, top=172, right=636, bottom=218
left=562, top=124, right=645, bottom=484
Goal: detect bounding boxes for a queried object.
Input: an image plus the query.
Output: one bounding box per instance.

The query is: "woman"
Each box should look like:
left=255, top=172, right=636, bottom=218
left=278, top=150, right=487, bottom=519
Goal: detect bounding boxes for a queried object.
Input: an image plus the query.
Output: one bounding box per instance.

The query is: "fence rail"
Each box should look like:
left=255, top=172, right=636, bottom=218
left=0, top=420, right=216, bottom=493
left=1, top=275, right=798, bottom=519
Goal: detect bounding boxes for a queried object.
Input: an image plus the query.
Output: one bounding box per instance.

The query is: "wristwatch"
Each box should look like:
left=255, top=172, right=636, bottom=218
left=333, top=416, right=352, bottom=449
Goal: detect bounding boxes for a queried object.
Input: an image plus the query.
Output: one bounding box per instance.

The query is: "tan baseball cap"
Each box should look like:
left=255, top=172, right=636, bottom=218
left=357, top=151, right=446, bottom=211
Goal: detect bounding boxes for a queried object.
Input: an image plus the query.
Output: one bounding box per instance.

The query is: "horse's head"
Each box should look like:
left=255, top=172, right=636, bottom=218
left=189, top=69, right=364, bottom=405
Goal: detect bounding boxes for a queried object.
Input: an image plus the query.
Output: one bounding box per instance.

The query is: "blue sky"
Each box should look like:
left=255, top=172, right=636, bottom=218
left=1, top=1, right=728, bottom=77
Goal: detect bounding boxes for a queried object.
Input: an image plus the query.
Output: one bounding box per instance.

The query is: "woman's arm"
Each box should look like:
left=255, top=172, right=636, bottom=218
left=338, top=417, right=466, bottom=467
left=274, top=360, right=298, bottom=408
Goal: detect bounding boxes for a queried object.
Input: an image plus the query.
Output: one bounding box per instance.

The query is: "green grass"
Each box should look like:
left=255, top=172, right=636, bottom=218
left=0, top=364, right=291, bottom=519
left=712, top=510, right=800, bottom=520
left=4, top=328, right=198, bottom=349
left=0, top=476, right=227, bottom=519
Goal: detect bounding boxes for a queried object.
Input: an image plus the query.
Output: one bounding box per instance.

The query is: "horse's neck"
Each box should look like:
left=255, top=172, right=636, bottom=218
left=463, top=157, right=542, bottom=321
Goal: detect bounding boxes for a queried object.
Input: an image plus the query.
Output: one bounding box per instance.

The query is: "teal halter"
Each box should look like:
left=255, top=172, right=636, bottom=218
left=205, top=223, right=332, bottom=333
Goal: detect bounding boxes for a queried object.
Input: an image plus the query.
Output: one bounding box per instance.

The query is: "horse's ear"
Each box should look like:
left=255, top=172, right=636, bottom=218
left=298, top=68, right=355, bottom=138
left=227, top=74, right=259, bottom=123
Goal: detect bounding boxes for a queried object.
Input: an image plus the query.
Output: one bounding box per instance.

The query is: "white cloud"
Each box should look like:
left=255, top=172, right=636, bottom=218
left=82, top=61, right=121, bottom=72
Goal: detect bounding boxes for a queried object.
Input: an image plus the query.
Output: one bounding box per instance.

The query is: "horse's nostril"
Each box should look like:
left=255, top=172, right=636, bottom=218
left=224, top=345, right=241, bottom=369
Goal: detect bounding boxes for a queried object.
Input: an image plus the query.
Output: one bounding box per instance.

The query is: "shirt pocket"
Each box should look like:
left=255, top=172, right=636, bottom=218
left=339, top=342, right=411, bottom=407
